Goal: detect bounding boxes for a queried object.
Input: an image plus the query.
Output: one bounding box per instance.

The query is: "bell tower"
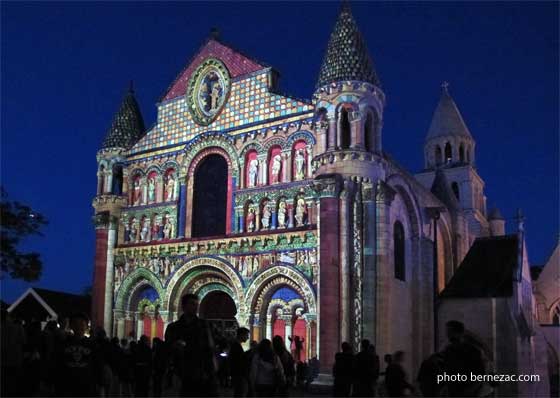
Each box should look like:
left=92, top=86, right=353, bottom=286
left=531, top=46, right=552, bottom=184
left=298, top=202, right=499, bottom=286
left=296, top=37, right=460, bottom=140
left=311, top=2, right=389, bottom=375
left=312, top=2, right=386, bottom=181
left=416, top=83, right=490, bottom=243
left=92, top=83, right=145, bottom=333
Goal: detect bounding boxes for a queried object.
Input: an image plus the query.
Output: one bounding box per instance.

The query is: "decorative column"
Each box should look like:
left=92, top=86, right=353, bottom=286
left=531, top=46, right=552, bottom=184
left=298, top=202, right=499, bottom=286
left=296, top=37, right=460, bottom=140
left=97, top=171, right=104, bottom=195
left=239, top=160, right=245, bottom=188
left=106, top=170, right=114, bottom=194
left=265, top=314, right=273, bottom=340
left=136, top=313, right=144, bottom=340
left=141, top=177, right=148, bottom=204
left=122, top=169, right=129, bottom=196
left=252, top=315, right=261, bottom=342
left=92, top=213, right=110, bottom=332
left=257, top=155, right=267, bottom=186
left=361, top=181, right=376, bottom=342
left=306, top=146, right=313, bottom=179
left=328, top=118, right=337, bottom=150
left=339, top=181, right=354, bottom=344
left=287, top=199, right=294, bottom=228
left=312, top=175, right=342, bottom=373
left=178, top=170, right=187, bottom=238
left=374, top=181, right=395, bottom=357
left=103, top=216, right=117, bottom=335
left=283, top=315, right=293, bottom=351
left=115, top=311, right=125, bottom=339
left=159, top=311, right=170, bottom=337
left=315, top=121, right=328, bottom=155
left=350, top=110, right=364, bottom=149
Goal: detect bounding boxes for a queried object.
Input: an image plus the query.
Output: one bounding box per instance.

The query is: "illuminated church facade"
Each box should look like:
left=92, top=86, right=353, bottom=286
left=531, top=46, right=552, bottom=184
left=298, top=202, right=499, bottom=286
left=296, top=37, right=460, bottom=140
left=92, top=5, right=548, bottom=386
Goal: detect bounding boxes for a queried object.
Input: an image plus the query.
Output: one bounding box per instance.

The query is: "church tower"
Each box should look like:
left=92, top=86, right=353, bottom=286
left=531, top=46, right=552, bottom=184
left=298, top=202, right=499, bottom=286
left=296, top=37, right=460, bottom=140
left=92, top=84, right=145, bottom=332
left=311, top=2, right=389, bottom=369
left=416, top=83, right=490, bottom=249
left=313, top=1, right=385, bottom=178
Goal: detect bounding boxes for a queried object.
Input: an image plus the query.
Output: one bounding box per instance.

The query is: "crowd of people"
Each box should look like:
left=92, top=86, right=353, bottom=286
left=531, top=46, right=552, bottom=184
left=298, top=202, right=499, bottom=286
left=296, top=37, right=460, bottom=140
left=0, top=294, right=320, bottom=398
left=2, top=292, right=491, bottom=398
left=332, top=321, right=492, bottom=397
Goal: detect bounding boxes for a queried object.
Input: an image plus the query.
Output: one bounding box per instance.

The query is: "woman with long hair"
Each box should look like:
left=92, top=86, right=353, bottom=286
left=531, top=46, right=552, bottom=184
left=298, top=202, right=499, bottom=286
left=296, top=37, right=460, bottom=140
left=250, top=339, right=286, bottom=397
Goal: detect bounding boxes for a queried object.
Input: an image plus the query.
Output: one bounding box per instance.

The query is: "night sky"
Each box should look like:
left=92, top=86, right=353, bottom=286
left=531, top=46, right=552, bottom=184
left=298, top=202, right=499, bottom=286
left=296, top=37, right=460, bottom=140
left=1, top=2, right=558, bottom=303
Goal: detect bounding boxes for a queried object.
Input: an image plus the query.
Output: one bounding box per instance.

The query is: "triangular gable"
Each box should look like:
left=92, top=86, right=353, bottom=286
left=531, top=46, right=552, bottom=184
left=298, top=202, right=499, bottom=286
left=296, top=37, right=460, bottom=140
left=161, top=38, right=267, bottom=102
left=7, top=287, right=58, bottom=319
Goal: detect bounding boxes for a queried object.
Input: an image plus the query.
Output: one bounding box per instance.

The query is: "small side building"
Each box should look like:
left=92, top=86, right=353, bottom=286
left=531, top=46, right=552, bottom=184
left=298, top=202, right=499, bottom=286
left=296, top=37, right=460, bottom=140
left=7, top=288, right=91, bottom=327
left=437, top=234, right=551, bottom=397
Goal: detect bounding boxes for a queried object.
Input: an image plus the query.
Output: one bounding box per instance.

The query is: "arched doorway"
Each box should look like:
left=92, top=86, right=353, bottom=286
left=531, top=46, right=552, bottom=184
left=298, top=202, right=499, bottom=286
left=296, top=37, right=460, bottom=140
left=199, top=290, right=238, bottom=343
left=192, top=154, right=228, bottom=238
left=130, top=285, right=164, bottom=342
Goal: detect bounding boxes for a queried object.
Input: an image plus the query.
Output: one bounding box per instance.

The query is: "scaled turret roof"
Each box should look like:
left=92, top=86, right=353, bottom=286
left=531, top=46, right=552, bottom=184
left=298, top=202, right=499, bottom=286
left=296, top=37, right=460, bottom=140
left=426, top=83, right=473, bottom=141
left=101, top=85, right=145, bottom=150
left=316, top=2, right=380, bottom=88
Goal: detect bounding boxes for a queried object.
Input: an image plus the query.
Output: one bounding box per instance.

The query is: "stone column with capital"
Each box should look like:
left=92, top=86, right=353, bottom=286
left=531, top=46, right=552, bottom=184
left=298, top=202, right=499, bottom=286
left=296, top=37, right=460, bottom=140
left=266, top=315, right=272, bottom=340
left=97, top=171, right=104, bottom=195
left=312, top=175, right=342, bottom=373
left=328, top=118, right=337, bottom=150
left=283, top=315, right=293, bottom=351
left=315, top=121, right=328, bottom=155
left=306, top=146, right=313, bottom=179
left=136, top=314, right=144, bottom=340
left=106, top=172, right=113, bottom=194
left=374, top=181, right=396, bottom=356
left=339, top=181, right=355, bottom=344
left=350, top=110, right=364, bottom=149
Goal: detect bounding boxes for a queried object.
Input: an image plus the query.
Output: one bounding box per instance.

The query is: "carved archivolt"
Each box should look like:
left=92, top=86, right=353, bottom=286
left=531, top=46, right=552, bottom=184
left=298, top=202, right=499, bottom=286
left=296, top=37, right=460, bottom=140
left=163, top=256, right=246, bottom=314
left=115, top=268, right=165, bottom=310
left=245, top=266, right=317, bottom=318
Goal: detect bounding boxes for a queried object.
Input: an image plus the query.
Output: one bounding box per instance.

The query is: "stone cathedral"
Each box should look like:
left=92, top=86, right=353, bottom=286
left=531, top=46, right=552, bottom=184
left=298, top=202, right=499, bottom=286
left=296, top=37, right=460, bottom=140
left=92, top=4, right=551, bottom=391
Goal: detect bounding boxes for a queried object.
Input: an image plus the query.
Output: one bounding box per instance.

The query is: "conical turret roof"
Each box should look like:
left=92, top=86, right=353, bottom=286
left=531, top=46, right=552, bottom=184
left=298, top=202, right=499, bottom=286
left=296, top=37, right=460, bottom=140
left=431, top=169, right=461, bottom=211
left=316, top=2, right=380, bottom=88
left=426, top=83, right=473, bottom=141
left=101, top=84, right=145, bottom=150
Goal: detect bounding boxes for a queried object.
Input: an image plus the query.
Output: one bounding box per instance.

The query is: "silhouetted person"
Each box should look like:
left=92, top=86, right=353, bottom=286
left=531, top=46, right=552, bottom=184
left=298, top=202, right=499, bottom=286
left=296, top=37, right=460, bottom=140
left=353, top=339, right=379, bottom=397
left=55, top=312, right=97, bottom=397
left=153, top=337, right=168, bottom=397
left=442, top=320, right=487, bottom=397
left=272, top=335, right=295, bottom=395
left=246, top=340, right=259, bottom=397
left=230, top=327, right=250, bottom=397
left=333, top=342, right=354, bottom=397
left=385, top=351, right=413, bottom=397
left=288, top=335, right=305, bottom=362
left=250, top=339, right=285, bottom=397
left=134, top=335, right=152, bottom=397
left=417, top=352, right=444, bottom=397
left=165, top=293, right=218, bottom=397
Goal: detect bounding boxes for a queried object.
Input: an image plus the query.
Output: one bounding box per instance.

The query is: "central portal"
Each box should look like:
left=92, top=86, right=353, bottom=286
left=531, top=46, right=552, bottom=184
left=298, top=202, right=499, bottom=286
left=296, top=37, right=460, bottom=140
left=199, top=290, right=238, bottom=342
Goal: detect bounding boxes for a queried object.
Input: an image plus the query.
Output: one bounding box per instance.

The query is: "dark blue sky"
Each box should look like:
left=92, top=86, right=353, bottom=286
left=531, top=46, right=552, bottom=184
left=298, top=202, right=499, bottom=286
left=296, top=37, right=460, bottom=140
left=1, top=2, right=558, bottom=303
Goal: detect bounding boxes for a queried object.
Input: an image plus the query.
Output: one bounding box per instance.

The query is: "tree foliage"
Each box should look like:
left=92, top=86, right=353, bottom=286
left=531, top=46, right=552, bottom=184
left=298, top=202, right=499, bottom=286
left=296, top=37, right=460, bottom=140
left=0, top=187, right=48, bottom=281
